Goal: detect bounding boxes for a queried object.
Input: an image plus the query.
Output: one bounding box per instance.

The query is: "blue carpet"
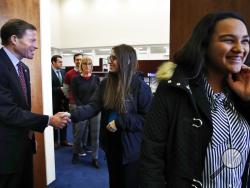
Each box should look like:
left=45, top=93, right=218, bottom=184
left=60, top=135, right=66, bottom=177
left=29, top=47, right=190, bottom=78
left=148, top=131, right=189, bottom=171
left=48, top=125, right=109, bottom=188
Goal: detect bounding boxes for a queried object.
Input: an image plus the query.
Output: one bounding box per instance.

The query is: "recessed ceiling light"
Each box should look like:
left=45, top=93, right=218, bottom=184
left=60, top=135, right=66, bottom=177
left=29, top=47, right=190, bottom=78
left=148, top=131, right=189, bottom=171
left=99, top=48, right=111, bottom=52
left=62, top=53, right=72, bottom=56
left=84, top=52, right=95, bottom=55
left=71, top=49, right=81, bottom=53
left=138, top=50, right=147, bottom=54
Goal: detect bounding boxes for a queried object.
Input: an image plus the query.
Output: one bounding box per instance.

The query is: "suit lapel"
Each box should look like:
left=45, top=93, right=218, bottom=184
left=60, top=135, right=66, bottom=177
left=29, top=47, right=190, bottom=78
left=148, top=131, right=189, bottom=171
left=52, top=68, right=61, bottom=85
left=0, top=48, right=29, bottom=107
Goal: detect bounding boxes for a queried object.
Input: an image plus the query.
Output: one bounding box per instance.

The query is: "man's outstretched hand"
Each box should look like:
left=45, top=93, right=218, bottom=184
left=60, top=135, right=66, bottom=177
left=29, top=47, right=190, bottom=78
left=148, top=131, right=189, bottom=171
left=49, top=112, right=71, bottom=129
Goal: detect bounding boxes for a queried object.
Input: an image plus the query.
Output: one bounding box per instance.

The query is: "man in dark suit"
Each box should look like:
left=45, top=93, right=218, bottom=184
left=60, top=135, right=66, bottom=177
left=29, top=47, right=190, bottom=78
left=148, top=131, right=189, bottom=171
left=51, top=55, right=72, bottom=149
left=0, top=19, right=70, bottom=188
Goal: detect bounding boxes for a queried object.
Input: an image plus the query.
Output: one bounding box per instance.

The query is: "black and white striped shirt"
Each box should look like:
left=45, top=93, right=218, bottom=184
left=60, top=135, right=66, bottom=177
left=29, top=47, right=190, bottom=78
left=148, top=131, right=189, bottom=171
left=202, top=78, right=250, bottom=188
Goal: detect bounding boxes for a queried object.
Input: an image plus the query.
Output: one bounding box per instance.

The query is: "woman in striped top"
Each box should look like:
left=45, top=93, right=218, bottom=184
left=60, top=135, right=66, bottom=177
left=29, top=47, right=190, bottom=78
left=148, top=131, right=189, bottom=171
left=140, top=11, right=250, bottom=188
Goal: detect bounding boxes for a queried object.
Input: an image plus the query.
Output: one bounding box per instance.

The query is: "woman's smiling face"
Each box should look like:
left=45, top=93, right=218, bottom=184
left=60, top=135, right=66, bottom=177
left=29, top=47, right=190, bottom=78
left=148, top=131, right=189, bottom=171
left=207, top=18, right=250, bottom=75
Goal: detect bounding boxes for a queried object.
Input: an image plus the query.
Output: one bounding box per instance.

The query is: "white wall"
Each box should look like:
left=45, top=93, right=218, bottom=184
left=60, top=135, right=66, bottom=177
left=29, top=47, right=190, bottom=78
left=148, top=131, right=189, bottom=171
left=51, top=0, right=61, bottom=47
left=51, top=0, right=170, bottom=48
left=40, top=0, right=56, bottom=185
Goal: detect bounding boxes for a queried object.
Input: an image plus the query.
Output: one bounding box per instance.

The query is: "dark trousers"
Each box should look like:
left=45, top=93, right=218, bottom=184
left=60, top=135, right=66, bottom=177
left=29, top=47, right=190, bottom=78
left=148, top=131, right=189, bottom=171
left=107, top=158, right=139, bottom=188
left=0, top=140, right=33, bottom=188
left=106, top=133, right=139, bottom=188
left=54, top=126, right=67, bottom=143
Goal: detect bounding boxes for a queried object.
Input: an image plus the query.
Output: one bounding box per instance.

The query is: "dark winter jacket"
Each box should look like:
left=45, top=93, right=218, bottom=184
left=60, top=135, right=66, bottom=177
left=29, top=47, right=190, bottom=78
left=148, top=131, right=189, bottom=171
left=71, top=72, right=152, bottom=164
left=140, top=62, right=250, bottom=188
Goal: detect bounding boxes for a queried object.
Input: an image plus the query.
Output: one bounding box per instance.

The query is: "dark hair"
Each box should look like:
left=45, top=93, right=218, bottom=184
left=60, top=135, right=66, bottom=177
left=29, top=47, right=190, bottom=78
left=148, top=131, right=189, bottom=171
left=245, top=52, right=250, bottom=66
left=103, top=44, right=138, bottom=113
left=0, top=19, right=36, bottom=45
left=73, top=53, right=83, bottom=61
left=174, top=11, right=248, bottom=79
left=51, top=55, right=62, bottom=63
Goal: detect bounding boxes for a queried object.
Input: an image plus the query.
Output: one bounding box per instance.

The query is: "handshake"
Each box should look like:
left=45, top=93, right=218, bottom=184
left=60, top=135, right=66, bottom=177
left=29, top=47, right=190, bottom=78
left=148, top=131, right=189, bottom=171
left=48, top=112, right=71, bottom=129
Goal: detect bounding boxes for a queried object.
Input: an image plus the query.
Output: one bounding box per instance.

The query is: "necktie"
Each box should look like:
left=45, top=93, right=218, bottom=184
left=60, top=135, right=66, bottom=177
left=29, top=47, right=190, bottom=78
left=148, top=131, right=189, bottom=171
left=17, top=62, right=28, bottom=103
left=57, top=70, right=62, bottom=84
left=18, top=62, right=33, bottom=139
left=17, top=62, right=34, bottom=140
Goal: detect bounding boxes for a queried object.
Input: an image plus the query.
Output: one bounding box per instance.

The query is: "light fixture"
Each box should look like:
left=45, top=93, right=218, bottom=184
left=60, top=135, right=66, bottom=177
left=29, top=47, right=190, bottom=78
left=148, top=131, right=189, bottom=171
left=62, top=53, right=73, bottom=56
left=84, top=52, right=95, bottom=55
left=98, top=48, right=111, bottom=52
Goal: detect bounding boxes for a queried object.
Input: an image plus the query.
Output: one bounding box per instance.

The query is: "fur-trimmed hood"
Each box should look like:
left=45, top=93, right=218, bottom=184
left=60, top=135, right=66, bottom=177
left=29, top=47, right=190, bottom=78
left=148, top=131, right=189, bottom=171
left=156, top=61, right=177, bottom=82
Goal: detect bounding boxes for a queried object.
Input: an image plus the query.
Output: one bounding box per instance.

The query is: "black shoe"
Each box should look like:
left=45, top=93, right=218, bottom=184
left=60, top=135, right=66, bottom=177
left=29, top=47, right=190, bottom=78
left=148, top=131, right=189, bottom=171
left=72, top=154, right=80, bottom=164
left=92, top=159, right=99, bottom=169
left=78, top=150, right=87, bottom=157
left=61, top=141, right=73, bottom=147
left=83, top=145, right=92, bottom=153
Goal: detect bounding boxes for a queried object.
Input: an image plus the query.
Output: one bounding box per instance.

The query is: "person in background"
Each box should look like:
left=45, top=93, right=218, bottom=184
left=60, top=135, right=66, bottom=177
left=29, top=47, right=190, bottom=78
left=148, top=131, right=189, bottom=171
left=71, top=56, right=101, bottom=168
left=0, top=19, right=70, bottom=188
left=63, top=53, right=89, bottom=154
left=71, top=44, right=152, bottom=188
left=140, top=11, right=250, bottom=187
left=63, top=53, right=83, bottom=104
left=51, top=55, right=72, bottom=149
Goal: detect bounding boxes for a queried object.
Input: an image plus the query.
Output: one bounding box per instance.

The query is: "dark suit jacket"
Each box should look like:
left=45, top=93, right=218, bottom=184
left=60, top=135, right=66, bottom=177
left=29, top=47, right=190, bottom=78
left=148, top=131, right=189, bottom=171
left=0, top=48, right=49, bottom=174
left=51, top=68, right=68, bottom=113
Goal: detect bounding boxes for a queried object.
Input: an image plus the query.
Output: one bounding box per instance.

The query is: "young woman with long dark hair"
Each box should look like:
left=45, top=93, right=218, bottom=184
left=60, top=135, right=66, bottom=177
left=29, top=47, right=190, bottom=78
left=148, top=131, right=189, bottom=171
left=71, top=44, right=152, bottom=188
left=140, top=11, right=250, bottom=188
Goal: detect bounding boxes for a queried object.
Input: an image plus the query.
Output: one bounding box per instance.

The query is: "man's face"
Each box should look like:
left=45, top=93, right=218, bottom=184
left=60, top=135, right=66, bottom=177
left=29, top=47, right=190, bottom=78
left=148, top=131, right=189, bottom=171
left=53, top=58, right=63, bottom=69
left=74, top=55, right=83, bottom=68
left=13, top=29, right=38, bottom=60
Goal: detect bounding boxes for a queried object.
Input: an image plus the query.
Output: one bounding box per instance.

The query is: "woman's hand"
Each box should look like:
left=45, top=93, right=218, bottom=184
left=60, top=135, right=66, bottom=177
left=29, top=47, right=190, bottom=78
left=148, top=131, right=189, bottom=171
left=227, top=64, right=250, bottom=101
left=106, top=120, right=117, bottom=132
